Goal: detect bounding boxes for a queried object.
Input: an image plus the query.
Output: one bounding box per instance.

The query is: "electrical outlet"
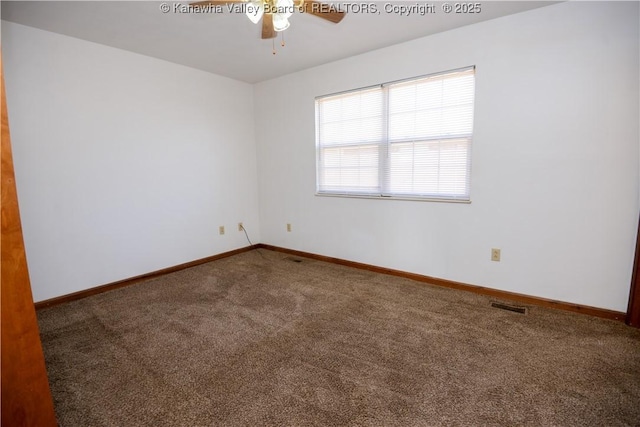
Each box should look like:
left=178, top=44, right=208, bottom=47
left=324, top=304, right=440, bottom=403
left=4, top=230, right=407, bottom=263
left=286, top=223, right=292, bottom=232
left=219, top=226, right=225, bottom=235
left=238, top=222, right=243, bottom=232
left=491, top=248, right=501, bottom=262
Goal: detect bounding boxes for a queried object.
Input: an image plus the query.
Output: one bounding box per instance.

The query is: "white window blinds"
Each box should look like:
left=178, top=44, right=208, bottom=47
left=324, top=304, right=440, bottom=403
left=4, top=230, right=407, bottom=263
left=316, top=66, right=475, bottom=201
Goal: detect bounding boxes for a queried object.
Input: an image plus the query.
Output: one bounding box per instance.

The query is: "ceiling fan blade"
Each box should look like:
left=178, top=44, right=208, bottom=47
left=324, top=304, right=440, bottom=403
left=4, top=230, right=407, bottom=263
left=189, top=0, right=245, bottom=5
left=301, top=0, right=346, bottom=24
left=262, top=13, right=276, bottom=39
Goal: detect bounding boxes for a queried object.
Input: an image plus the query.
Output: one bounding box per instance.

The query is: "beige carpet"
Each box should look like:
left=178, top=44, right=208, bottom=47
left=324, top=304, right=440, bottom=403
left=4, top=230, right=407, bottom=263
left=37, top=249, right=640, bottom=426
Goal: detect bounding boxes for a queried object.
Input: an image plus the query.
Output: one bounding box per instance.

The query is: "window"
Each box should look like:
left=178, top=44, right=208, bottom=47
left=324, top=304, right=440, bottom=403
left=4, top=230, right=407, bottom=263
left=315, top=66, right=475, bottom=201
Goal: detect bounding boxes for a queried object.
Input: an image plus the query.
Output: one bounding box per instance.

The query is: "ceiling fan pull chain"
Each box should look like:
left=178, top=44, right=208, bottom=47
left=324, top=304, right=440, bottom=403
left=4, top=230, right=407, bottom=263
left=272, top=37, right=276, bottom=55
left=281, top=32, right=285, bottom=47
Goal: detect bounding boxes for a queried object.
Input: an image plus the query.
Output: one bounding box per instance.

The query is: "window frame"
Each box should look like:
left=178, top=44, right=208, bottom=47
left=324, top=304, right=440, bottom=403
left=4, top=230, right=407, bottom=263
left=315, top=66, right=475, bottom=203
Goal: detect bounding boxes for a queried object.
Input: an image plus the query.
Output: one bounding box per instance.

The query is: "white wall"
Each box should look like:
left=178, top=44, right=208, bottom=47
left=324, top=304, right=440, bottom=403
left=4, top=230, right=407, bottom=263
left=3, top=2, right=639, bottom=311
left=255, top=1, right=640, bottom=312
left=2, top=22, right=261, bottom=302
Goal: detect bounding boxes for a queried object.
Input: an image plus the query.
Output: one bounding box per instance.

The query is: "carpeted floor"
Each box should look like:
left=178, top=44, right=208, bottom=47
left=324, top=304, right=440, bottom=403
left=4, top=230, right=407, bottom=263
left=37, top=249, right=640, bottom=426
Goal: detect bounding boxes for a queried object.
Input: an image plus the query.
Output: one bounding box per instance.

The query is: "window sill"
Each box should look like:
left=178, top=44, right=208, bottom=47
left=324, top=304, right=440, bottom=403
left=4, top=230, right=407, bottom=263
left=315, top=192, right=471, bottom=204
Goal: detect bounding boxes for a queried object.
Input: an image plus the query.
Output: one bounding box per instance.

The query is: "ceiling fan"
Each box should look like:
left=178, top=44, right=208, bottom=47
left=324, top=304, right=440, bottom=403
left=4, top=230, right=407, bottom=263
left=189, top=0, right=346, bottom=39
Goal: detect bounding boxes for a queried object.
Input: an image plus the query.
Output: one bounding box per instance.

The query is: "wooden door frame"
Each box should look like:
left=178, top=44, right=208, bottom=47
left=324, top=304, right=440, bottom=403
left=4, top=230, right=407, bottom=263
left=627, top=216, right=640, bottom=327
left=1, top=49, right=58, bottom=426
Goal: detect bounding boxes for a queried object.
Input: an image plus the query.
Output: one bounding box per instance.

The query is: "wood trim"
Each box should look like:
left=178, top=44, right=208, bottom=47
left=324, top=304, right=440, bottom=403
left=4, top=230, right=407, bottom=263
left=35, top=245, right=257, bottom=310
left=35, top=241, right=628, bottom=323
left=1, top=51, right=58, bottom=426
left=626, top=216, right=640, bottom=327
left=257, top=244, right=627, bottom=322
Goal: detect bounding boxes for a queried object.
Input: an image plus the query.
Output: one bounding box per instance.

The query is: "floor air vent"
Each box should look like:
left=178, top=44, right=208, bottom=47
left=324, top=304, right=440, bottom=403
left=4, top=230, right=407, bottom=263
left=491, top=302, right=527, bottom=314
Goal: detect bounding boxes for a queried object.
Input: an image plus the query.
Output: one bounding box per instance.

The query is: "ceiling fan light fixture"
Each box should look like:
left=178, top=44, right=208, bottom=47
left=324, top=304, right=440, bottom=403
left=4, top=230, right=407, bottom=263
left=275, top=0, right=294, bottom=19
left=246, top=1, right=263, bottom=24
left=272, top=14, right=290, bottom=32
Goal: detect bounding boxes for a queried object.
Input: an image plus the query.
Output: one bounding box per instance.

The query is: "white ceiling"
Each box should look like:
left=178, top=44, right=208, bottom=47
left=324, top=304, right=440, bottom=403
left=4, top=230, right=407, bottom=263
left=1, top=1, right=555, bottom=83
